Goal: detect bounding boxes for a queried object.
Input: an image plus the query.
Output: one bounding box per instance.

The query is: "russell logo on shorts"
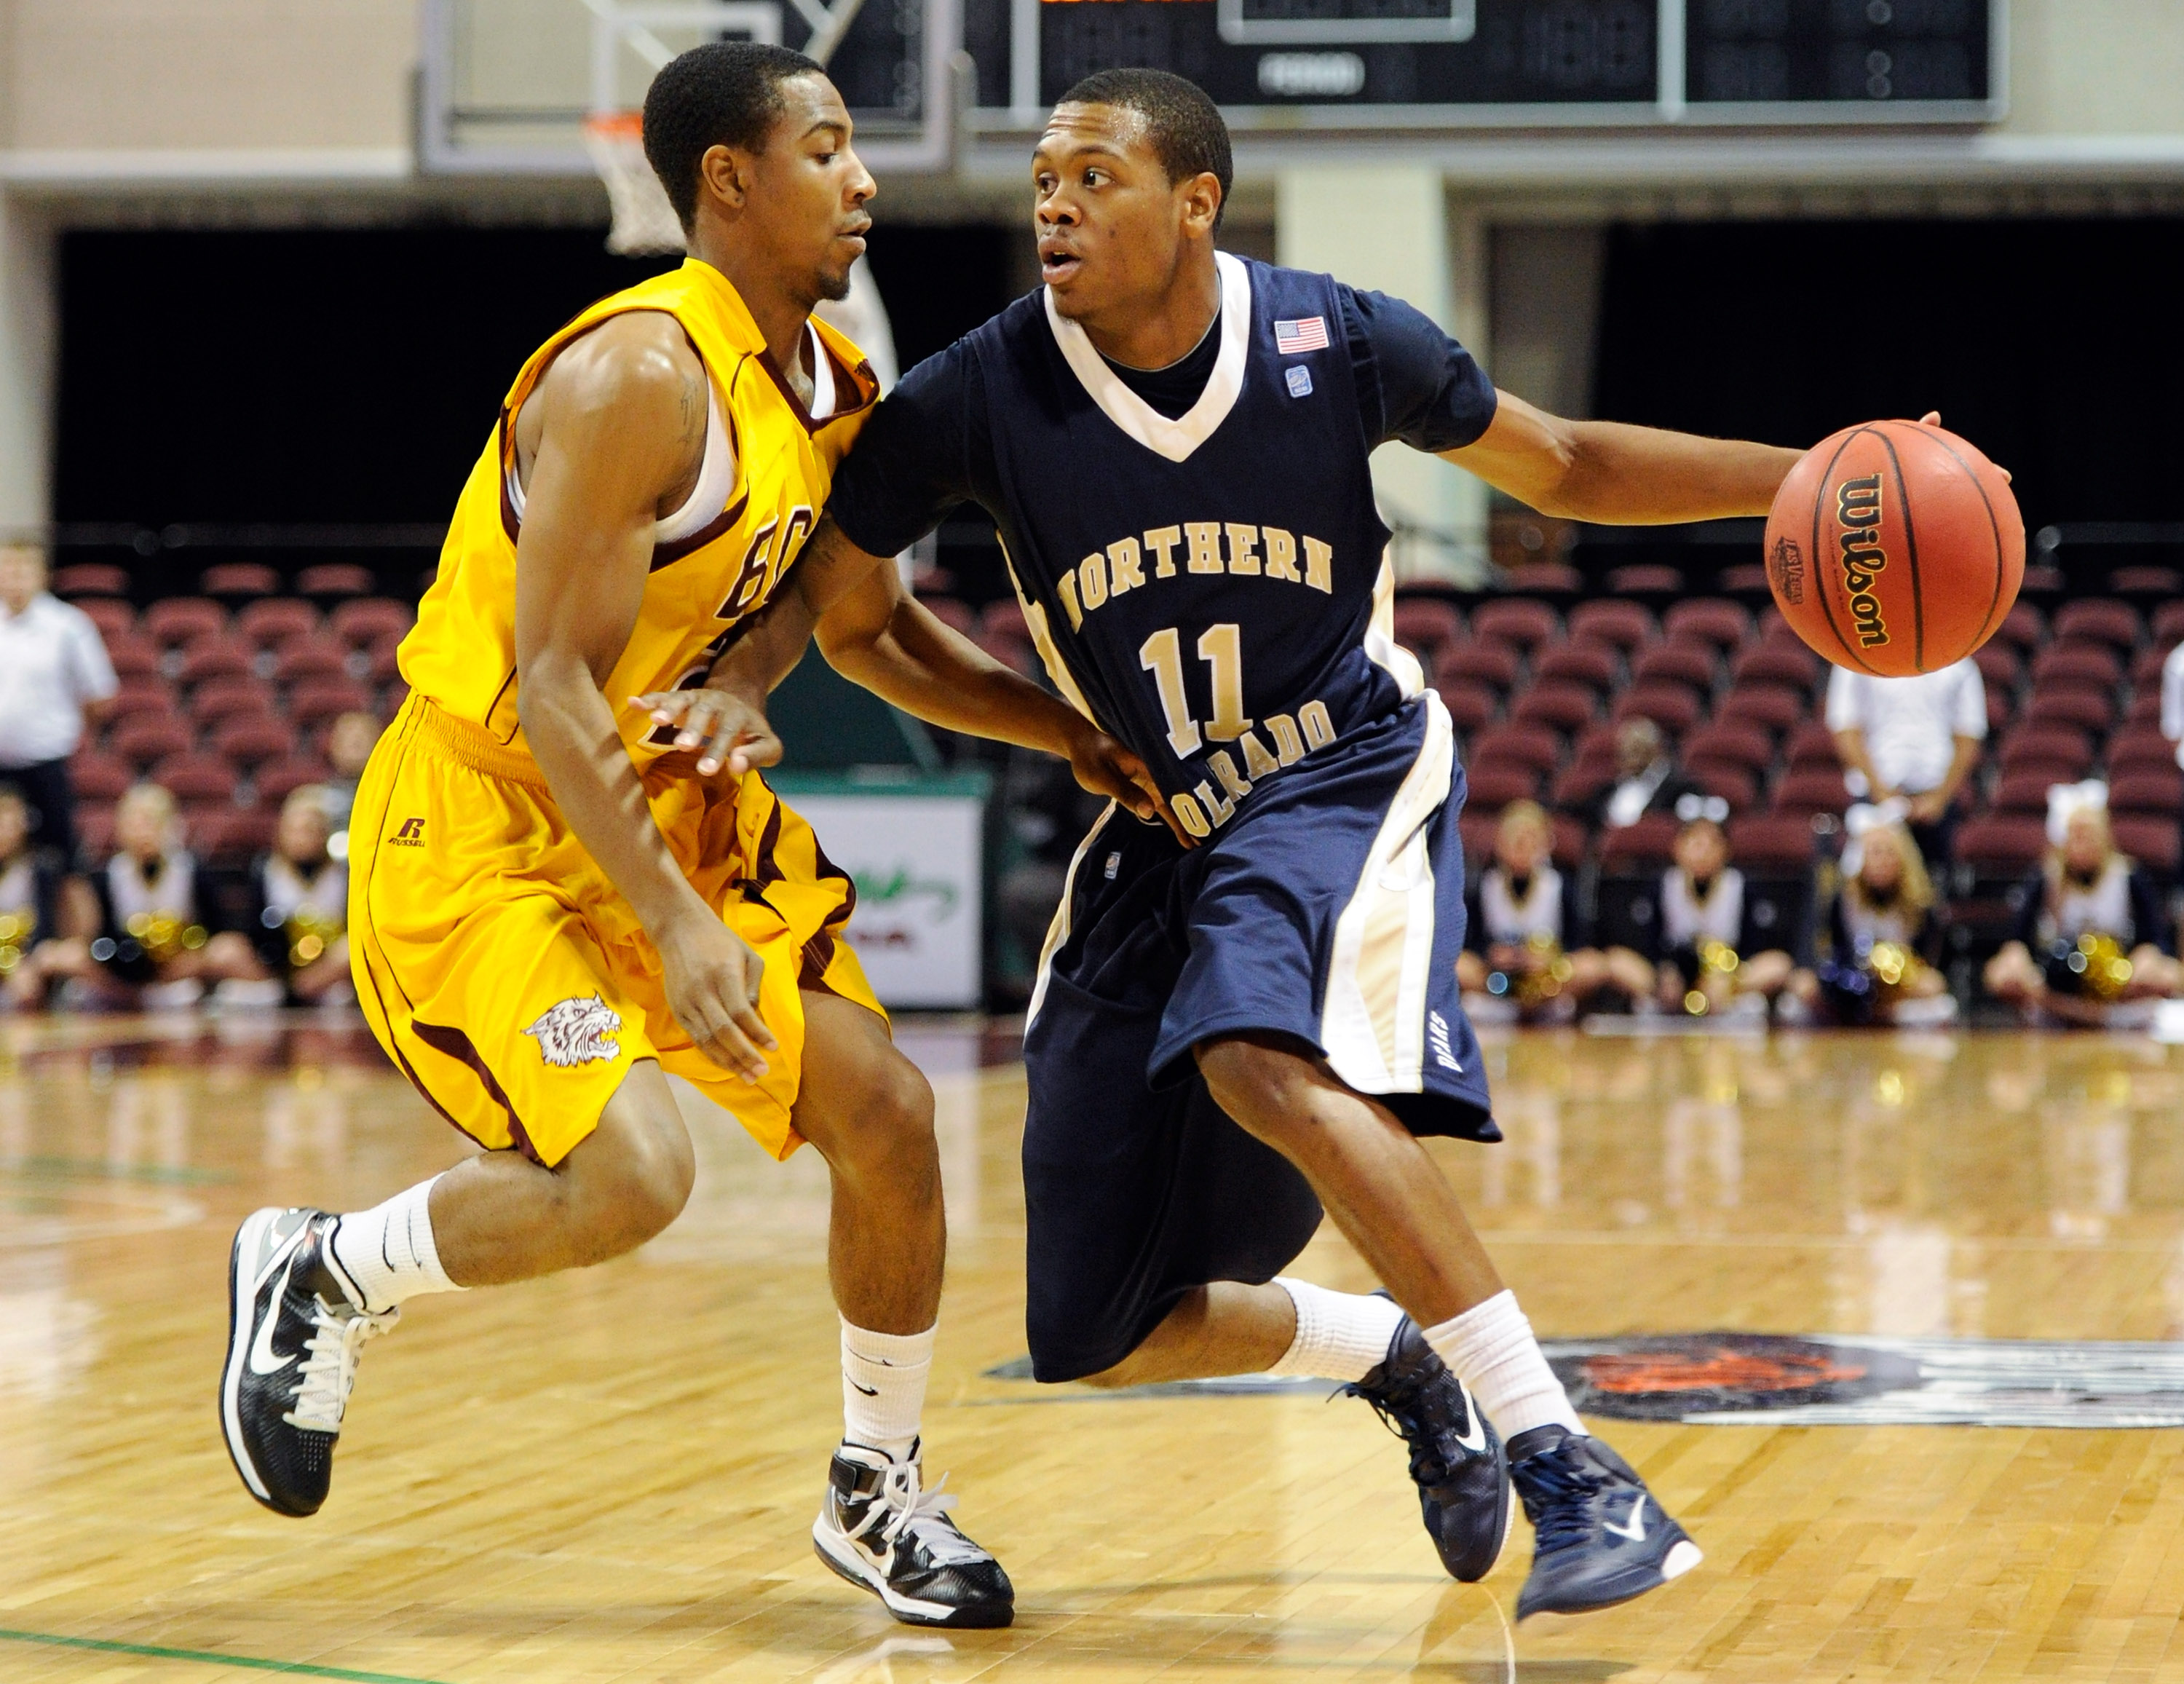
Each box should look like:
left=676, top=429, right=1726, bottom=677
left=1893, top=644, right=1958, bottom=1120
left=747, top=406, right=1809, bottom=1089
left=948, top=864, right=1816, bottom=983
left=522, top=995, right=624, bottom=1067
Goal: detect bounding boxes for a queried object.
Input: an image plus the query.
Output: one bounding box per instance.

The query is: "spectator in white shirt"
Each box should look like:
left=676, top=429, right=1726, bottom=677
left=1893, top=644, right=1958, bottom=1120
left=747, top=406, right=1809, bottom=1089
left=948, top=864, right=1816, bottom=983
left=0, top=544, right=119, bottom=868
left=2159, top=641, right=2184, bottom=771
left=1825, top=657, right=1987, bottom=867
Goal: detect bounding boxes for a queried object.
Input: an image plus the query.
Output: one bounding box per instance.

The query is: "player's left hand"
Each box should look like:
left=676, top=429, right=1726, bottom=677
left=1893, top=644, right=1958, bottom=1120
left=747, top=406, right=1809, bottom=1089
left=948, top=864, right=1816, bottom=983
left=1065, top=724, right=1193, bottom=849
left=632, top=682, right=781, bottom=778
left=1918, top=412, right=2011, bottom=481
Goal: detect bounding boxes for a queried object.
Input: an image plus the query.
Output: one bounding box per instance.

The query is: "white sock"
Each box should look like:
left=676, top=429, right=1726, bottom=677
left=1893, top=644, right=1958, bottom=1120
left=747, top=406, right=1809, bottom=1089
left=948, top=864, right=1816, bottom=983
left=841, top=1319, right=933, bottom=1462
left=329, top=1177, right=462, bottom=1314
left=1265, top=1278, right=1404, bottom=1383
left=1424, top=1289, right=1584, bottom=1440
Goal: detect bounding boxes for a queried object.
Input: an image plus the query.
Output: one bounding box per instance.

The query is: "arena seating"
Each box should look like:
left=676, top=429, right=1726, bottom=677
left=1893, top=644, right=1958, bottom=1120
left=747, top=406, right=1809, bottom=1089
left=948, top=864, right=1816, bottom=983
left=55, top=566, right=411, bottom=862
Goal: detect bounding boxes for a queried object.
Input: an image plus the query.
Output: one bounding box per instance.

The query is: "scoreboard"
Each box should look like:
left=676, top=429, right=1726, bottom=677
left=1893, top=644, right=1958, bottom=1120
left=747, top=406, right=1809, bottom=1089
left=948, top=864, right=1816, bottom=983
left=962, top=0, right=2001, bottom=129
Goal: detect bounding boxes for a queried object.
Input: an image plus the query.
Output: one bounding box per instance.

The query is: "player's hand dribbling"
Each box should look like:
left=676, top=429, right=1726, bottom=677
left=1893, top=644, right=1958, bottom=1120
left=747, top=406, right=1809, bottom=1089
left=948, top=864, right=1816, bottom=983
left=1064, top=723, right=1195, bottom=849
left=655, top=913, right=777, bottom=1082
left=632, top=683, right=782, bottom=778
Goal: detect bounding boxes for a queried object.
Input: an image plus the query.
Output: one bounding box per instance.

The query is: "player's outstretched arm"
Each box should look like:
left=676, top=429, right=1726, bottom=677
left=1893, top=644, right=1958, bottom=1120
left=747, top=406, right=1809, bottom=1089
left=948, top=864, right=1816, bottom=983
left=514, top=313, right=777, bottom=1081
left=1446, top=388, right=1803, bottom=526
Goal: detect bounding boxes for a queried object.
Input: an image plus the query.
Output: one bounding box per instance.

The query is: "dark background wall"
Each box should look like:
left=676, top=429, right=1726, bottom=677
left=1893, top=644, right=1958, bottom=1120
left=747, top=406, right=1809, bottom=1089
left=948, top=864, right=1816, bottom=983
left=54, top=224, right=1015, bottom=526
left=1592, top=218, right=2184, bottom=533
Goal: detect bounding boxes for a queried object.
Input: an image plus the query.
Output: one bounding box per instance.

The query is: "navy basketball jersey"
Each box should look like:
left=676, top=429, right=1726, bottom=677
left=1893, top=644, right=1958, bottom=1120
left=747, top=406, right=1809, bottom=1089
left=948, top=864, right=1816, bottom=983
left=959, top=254, right=1427, bottom=838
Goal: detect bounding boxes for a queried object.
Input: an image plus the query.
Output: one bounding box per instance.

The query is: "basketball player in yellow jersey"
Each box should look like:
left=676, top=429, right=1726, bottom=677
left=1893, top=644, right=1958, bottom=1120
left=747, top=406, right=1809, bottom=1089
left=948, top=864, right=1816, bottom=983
left=219, top=42, right=1147, bottom=1628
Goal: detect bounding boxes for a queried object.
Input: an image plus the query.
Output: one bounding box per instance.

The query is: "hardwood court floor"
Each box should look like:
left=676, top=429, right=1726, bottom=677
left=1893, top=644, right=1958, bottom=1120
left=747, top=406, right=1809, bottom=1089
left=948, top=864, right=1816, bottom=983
left=3, top=1016, right=2184, bottom=1681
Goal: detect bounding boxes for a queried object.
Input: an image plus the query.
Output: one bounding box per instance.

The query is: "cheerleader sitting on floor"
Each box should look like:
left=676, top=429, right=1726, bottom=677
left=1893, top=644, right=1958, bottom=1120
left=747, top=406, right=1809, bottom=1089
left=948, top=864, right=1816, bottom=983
left=241, top=786, right=352, bottom=1006
left=1789, top=807, right=1958, bottom=1027
left=1459, top=801, right=1651, bottom=1021
left=1650, top=815, right=1796, bottom=1017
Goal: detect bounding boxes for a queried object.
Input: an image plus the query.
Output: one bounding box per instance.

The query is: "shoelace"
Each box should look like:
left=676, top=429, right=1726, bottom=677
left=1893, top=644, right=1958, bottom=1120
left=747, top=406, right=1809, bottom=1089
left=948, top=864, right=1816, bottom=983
left=844, top=1460, right=989, bottom=1568
left=1342, top=1375, right=1457, bottom=1485
left=1514, top=1444, right=1610, bottom=1553
left=282, top=1296, right=399, bottom=1434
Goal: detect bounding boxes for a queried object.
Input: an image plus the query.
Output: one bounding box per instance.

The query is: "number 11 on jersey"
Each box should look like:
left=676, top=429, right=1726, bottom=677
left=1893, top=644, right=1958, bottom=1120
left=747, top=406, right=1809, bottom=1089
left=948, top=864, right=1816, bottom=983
left=1140, top=623, right=1251, bottom=757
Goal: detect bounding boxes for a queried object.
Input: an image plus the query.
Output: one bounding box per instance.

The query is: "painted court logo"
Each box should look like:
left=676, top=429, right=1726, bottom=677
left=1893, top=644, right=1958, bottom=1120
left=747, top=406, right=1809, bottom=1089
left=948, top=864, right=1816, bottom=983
left=522, top=995, right=623, bottom=1067
left=389, top=818, right=425, bottom=847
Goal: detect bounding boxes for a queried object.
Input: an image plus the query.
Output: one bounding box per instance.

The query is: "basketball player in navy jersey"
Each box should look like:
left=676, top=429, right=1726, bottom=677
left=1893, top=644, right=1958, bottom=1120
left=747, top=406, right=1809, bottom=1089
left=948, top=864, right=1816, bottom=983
left=644, top=71, right=1804, bottom=1618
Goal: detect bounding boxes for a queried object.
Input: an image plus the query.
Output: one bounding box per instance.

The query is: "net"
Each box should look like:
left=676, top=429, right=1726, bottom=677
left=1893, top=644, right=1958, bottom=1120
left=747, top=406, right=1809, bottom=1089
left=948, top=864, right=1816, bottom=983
left=582, top=111, right=687, bottom=257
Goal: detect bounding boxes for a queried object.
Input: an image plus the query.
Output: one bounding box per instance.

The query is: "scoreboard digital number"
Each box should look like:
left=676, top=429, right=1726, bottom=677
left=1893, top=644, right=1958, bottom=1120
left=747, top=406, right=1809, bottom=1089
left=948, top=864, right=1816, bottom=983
left=961, top=0, right=1998, bottom=128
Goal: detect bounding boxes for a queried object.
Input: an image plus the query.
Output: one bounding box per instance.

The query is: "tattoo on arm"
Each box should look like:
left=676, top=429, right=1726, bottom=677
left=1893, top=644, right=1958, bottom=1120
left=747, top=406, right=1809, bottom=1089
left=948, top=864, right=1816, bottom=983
left=677, top=371, right=707, bottom=455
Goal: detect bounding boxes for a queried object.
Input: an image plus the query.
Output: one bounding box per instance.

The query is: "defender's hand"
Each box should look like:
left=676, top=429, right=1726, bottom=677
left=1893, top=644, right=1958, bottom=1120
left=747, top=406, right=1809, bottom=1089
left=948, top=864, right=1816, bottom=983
left=632, top=684, right=781, bottom=778
left=1065, top=723, right=1193, bottom=849
left=654, top=913, right=777, bottom=1081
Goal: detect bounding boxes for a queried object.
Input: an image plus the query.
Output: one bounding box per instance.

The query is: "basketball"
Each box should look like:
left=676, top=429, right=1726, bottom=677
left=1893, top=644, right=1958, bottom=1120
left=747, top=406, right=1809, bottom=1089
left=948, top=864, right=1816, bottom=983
left=1763, top=419, right=2024, bottom=676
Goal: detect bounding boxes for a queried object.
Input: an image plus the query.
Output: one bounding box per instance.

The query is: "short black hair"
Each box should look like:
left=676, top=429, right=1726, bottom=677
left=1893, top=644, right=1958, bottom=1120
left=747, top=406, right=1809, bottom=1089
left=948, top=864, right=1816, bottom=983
left=643, top=41, right=825, bottom=228
left=1058, top=69, right=1232, bottom=229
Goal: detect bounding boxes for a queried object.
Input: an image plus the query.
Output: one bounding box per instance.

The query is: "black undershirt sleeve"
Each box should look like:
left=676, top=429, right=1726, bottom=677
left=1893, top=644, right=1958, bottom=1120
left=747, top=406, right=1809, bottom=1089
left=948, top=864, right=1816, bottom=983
left=1341, top=285, right=1499, bottom=454
left=823, top=340, right=982, bottom=560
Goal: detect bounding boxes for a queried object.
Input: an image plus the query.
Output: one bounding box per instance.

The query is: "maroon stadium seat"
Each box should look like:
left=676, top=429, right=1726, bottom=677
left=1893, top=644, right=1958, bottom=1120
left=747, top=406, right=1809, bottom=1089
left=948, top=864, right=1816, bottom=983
left=1955, top=814, right=2047, bottom=874
left=2112, top=566, right=2183, bottom=597
left=329, top=598, right=415, bottom=647
left=1686, top=722, right=1773, bottom=770
left=1728, top=813, right=1817, bottom=869
left=1972, top=641, right=2022, bottom=689
left=364, top=638, right=403, bottom=686
left=1730, top=642, right=1819, bottom=687
left=915, top=595, right=975, bottom=635
left=1551, top=759, right=1613, bottom=810
left=1716, top=564, right=1770, bottom=596
left=381, top=679, right=411, bottom=716
left=2110, top=770, right=2183, bottom=814
left=177, top=636, right=256, bottom=686
left=191, top=675, right=276, bottom=725
left=1990, top=771, right=2060, bottom=815
left=200, top=564, right=282, bottom=599
left=255, top=756, right=333, bottom=805
left=74, top=597, right=135, bottom=640
left=2052, top=599, right=2140, bottom=650
left=1567, top=600, right=1653, bottom=651
left=1605, top=565, right=1684, bottom=596
left=144, top=598, right=226, bottom=647
left=1998, top=727, right=2093, bottom=775
left=2114, top=816, right=2180, bottom=876
left=1986, top=688, right=2016, bottom=732
left=1787, top=722, right=1842, bottom=770
left=1470, top=598, right=1559, bottom=650
left=1463, top=763, right=1540, bottom=810
left=1689, top=760, right=1757, bottom=812
left=106, top=675, right=177, bottom=722
left=1771, top=767, right=1849, bottom=818
left=213, top=716, right=298, bottom=767
left=237, top=598, right=320, bottom=647
left=68, top=755, right=131, bottom=802
left=2034, top=644, right=2122, bottom=687
left=2025, top=685, right=2114, bottom=734
left=51, top=563, right=130, bottom=597
left=151, top=753, right=239, bottom=805
left=1631, top=642, right=1715, bottom=690
left=1471, top=723, right=1561, bottom=775
left=296, top=564, right=376, bottom=599
left=1720, top=683, right=1806, bottom=733
left=1441, top=640, right=1520, bottom=690
left=1615, top=683, right=1701, bottom=735
left=1532, top=641, right=1616, bottom=690
left=973, top=631, right=1036, bottom=678
left=289, top=679, right=375, bottom=727
left=1434, top=681, right=1496, bottom=733
left=1598, top=814, right=1679, bottom=872
left=272, top=636, right=352, bottom=684
left=2125, top=691, right=2164, bottom=727
left=1662, top=598, right=1750, bottom=651
left=102, top=633, right=160, bottom=679
left=1510, top=682, right=1597, bottom=733
left=111, top=714, right=193, bottom=765
left=2021, top=564, right=2065, bottom=593
left=2109, top=732, right=2178, bottom=778
left=207, top=807, right=280, bottom=863
left=2153, top=601, right=2184, bottom=647
left=76, top=805, right=116, bottom=861
left=1391, top=598, right=1462, bottom=654
left=2130, top=646, right=2172, bottom=687
left=1993, top=605, right=2044, bottom=650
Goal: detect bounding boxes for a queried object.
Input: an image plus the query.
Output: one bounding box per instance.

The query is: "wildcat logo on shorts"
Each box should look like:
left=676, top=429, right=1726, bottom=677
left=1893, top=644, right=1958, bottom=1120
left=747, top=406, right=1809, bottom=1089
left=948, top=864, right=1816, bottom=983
left=522, top=995, right=624, bottom=1067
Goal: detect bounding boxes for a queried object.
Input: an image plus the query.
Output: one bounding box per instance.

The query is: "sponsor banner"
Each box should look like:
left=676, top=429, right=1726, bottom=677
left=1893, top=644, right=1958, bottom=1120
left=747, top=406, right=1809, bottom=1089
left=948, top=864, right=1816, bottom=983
left=788, top=788, right=984, bottom=1010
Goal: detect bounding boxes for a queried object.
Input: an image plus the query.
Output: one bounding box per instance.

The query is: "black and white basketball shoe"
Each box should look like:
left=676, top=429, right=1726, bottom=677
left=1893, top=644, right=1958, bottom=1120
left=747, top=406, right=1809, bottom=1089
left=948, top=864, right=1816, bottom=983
left=812, top=1441, right=1015, bottom=1627
left=1345, top=1316, right=1511, bottom=1581
left=1506, top=1426, right=1701, bottom=1619
left=221, top=1206, right=397, bottom=1517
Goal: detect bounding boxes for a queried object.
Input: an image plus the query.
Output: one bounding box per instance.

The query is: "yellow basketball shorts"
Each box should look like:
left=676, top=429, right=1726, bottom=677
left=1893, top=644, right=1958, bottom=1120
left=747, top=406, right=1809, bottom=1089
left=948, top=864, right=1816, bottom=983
left=347, top=695, right=882, bottom=1167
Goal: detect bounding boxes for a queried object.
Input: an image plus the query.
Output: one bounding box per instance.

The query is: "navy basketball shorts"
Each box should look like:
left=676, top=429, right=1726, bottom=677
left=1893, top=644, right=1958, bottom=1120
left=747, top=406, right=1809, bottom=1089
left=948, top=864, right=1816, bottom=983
left=1020, top=695, right=1500, bottom=1382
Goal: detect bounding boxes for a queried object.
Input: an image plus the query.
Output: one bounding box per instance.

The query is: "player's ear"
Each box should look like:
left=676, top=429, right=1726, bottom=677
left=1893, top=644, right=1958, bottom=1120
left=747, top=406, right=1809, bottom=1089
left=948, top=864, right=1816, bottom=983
left=697, top=143, right=750, bottom=214
left=1179, top=171, right=1222, bottom=239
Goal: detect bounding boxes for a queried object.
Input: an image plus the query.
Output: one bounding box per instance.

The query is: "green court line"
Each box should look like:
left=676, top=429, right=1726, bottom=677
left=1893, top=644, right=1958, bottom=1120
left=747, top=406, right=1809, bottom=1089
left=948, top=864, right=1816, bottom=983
left=0, top=1627, right=452, bottom=1683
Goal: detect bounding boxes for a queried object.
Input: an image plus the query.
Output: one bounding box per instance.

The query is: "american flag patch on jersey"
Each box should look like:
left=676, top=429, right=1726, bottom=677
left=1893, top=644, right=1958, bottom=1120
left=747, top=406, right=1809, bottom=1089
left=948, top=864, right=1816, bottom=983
left=1274, top=315, right=1330, bottom=354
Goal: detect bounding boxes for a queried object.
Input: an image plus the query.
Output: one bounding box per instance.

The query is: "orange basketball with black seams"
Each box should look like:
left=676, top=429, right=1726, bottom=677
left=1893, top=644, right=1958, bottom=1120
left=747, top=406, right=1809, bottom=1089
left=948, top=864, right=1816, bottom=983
left=1763, top=418, right=2024, bottom=677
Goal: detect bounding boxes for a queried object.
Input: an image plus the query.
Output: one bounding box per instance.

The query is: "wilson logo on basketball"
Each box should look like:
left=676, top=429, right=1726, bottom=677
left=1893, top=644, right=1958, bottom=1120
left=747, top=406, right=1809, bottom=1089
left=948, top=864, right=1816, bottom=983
left=1768, top=535, right=1805, bottom=605
left=1835, top=474, right=1890, bottom=649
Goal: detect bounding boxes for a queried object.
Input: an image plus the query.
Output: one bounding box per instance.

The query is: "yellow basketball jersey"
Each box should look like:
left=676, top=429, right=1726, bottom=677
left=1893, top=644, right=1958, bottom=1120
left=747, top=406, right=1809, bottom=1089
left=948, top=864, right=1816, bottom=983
left=399, top=258, right=879, bottom=766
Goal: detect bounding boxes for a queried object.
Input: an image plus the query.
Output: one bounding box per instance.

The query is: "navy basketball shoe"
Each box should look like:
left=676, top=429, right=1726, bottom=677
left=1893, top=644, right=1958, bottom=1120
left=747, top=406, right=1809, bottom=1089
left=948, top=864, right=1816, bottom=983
left=1345, top=1316, right=1511, bottom=1581
left=1506, top=1426, right=1701, bottom=1618
left=812, top=1441, right=1015, bottom=1627
left=221, top=1206, right=397, bottom=1517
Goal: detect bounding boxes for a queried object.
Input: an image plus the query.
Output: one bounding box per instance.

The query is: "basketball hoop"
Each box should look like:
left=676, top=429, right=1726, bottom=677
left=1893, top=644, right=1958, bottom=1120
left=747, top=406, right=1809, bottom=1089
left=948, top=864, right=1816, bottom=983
left=582, top=111, right=687, bottom=257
